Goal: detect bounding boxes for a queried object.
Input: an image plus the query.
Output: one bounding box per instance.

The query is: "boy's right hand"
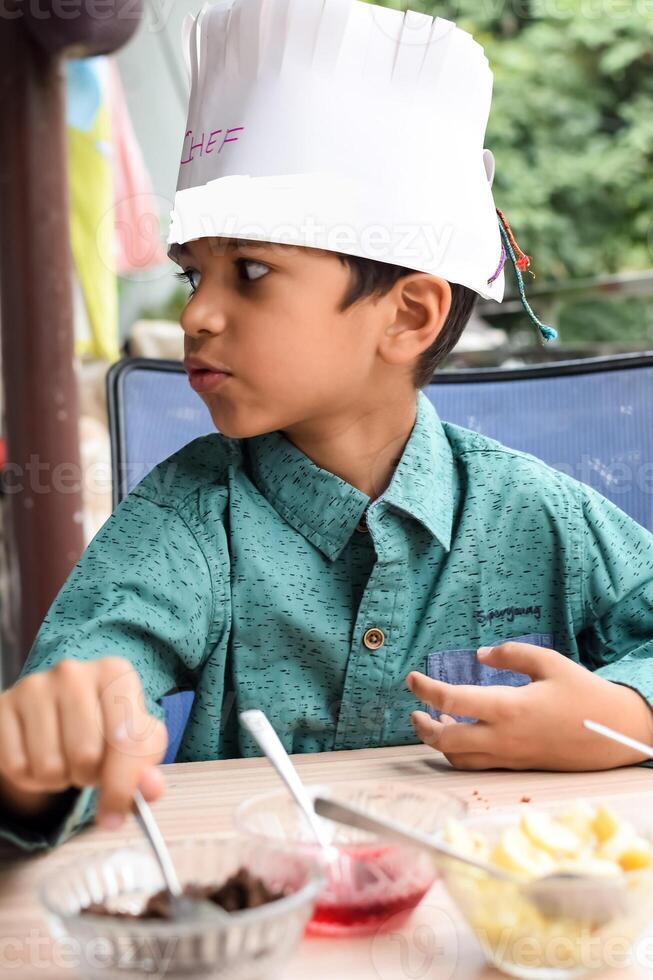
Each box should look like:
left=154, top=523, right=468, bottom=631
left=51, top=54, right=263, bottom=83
left=0, top=657, right=168, bottom=830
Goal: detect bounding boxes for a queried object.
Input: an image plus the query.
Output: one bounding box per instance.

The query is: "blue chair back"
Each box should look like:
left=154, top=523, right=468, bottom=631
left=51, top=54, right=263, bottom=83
left=107, top=360, right=215, bottom=761
left=107, top=352, right=653, bottom=759
left=108, top=359, right=215, bottom=507
left=427, top=355, right=653, bottom=534
left=159, top=691, right=195, bottom=765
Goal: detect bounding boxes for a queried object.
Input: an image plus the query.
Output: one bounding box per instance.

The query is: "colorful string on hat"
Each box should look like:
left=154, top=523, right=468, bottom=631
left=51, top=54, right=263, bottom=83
left=487, top=208, right=558, bottom=343
left=487, top=240, right=506, bottom=285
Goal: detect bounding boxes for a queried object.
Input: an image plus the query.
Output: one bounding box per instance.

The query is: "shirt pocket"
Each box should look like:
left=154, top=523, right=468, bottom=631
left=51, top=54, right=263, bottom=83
left=424, top=633, right=554, bottom=724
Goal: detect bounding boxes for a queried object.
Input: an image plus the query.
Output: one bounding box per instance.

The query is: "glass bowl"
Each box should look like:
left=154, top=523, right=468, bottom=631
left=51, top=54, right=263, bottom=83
left=434, top=799, right=653, bottom=980
left=39, top=836, right=325, bottom=979
left=235, top=780, right=466, bottom=936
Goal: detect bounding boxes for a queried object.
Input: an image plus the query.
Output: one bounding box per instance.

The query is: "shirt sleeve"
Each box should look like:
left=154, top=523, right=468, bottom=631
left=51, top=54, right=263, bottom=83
left=0, top=490, right=215, bottom=851
left=574, top=482, right=653, bottom=709
left=0, top=787, right=96, bottom=853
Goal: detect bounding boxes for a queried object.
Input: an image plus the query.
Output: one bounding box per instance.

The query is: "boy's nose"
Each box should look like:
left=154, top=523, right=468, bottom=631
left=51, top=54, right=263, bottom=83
left=180, top=293, right=228, bottom=339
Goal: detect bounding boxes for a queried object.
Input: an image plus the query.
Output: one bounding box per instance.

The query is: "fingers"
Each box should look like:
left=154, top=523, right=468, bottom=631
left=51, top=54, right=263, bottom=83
left=0, top=696, right=30, bottom=789
left=406, top=671, right=502, bottom=723
left=446, top=753, right=533, bottom=772
left=477, top=641, right=557, bottom=679
left=411, top=710, right=445, bottom=749
left=439, top=720, right=492, bottom=756
left=410, top=713, right=519, bottom=771
left=96, top=660, right=167, bottom=827
left=410, top=711, right=498, bottom=770
left=0, top=659, right=167, bottom=828
left=13, top=674, right=69, bottom=792
left=444, top=754, right=503, bottom=771
left=58, top=666, right=104, bottom=788
left=138, top=766, right=166, bottom=803
left=411, top=709, right=492, bottom=756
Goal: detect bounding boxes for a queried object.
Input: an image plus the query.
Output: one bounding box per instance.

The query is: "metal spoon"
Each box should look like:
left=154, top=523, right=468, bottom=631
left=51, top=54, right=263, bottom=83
left=132, top=789, right=228, bottom=922
left=239, top=710, right=352, bottom=891
left=583, top=719, right=653, bottom=760
left=315, top=795, right=629, bottom=926
left=239, top=711, right=331, bottom=848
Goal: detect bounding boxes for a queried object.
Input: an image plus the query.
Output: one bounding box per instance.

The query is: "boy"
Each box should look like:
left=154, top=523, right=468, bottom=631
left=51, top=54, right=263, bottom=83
left=1, top=0, right=652, bottom=852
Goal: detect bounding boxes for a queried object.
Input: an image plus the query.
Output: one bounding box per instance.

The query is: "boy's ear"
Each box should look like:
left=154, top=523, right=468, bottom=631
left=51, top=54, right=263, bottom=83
left=379, top=273, right=451, bottom=367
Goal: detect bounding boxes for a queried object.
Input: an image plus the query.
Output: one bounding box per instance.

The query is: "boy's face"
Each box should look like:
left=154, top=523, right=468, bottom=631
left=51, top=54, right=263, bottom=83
left=173, top=236, right=444, bottom=439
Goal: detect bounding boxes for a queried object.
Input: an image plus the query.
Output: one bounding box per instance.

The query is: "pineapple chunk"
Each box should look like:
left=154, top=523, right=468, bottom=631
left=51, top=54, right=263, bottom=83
left=520, top=809, right=582, bottom=857
left=556, top=856, right=622, bottom=877
left=612, top=835, right=653, bottom=871
left=440, top=801, right=652, bottom=884
left=443, top=818, right=490, bottom=862
left=597, top=822, right=638, bottom=862
left=592, top=805, right=622, bottom=843
left=491, top=826, right=556, bottom=877
left=558, top=801, right=599, bottom=845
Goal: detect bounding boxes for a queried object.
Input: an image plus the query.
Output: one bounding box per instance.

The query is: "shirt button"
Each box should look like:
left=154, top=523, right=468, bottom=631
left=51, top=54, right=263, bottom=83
left=363, top=627, right=385, bottom=650
left=355, top=509, right=368, bottom=533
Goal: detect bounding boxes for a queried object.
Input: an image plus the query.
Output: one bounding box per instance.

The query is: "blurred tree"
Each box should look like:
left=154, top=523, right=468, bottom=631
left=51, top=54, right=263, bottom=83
left=369, top=0, right=653, bottom=283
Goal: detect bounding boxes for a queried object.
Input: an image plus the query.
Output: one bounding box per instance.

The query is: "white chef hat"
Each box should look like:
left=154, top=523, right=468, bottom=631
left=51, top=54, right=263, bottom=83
left=167, top=0, right=557, bottom=338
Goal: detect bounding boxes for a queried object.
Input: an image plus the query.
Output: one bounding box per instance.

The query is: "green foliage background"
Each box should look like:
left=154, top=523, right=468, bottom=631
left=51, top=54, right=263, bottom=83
left=364, top=0, right=653, bottom=348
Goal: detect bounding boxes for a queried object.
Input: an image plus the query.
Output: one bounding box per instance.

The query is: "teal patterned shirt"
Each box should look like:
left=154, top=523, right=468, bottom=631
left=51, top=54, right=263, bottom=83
left=3, top=390, right=653, bottom=850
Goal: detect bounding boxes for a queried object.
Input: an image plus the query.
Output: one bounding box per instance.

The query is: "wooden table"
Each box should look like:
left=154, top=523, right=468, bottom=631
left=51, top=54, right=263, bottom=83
left=2, top=745, right=653, bottom=979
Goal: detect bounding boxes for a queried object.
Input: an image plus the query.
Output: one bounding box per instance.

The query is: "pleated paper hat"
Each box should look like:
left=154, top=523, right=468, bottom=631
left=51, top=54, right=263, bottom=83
left=167, top=0, right=507, bottom=302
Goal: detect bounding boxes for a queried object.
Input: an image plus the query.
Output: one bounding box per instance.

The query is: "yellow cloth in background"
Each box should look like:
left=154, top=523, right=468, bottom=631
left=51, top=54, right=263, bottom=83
left=67, top=60, right=120, bottom=362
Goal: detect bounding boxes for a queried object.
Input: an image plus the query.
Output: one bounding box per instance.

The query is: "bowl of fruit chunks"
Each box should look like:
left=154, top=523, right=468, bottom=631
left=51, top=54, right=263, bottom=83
left=435, top=798, right=653, bottom=979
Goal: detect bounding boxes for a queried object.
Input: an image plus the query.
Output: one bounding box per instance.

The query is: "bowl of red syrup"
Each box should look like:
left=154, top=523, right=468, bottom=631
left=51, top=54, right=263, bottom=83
left=235, top=780, right=465, bottom=936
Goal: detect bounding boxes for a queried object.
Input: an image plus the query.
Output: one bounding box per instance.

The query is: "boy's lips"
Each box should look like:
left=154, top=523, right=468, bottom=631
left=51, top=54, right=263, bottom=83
left=183, top=357, right=233, bottom=393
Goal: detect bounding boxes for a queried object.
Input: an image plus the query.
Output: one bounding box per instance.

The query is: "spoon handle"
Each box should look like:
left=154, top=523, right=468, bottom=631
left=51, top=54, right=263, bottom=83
left=584, top=720, right=653, bottom=760
left=132, top=789, right=182, bottom=897
left=239, top=710, right=330, bottom=849
left=314, top=796, right=512, bottom=881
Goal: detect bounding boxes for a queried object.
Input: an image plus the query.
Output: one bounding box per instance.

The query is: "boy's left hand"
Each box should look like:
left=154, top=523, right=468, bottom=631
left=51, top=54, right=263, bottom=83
left=406, top=642, right=653, bottom=771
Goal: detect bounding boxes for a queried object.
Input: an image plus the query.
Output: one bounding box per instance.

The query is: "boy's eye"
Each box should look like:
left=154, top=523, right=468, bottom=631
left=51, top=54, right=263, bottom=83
left=174, top=269, right=201, bottom=294
left=236, top=258, right=270, bottom=283
left=174, top=258, right=269, bottom=297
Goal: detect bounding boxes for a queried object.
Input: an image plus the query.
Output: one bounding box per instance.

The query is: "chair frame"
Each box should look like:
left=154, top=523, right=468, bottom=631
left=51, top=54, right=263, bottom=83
left=430, top=350, right=653, bottom=384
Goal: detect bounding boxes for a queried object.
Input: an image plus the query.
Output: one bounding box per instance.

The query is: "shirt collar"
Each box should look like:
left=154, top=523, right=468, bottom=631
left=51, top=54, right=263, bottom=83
left=379, top=390, right=455, bottom=552
left=243, top=390, right=455, bottom=561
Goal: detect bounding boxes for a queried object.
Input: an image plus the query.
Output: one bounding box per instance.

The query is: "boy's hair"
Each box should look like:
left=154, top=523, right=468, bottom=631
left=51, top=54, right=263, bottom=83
left=336, top=254, right=478, bottom=388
